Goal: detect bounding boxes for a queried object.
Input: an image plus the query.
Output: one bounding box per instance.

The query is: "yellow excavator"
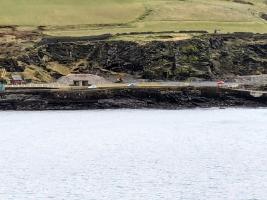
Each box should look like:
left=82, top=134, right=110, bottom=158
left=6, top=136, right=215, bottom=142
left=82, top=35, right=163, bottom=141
left=115, top=73, right=125, bottom=83
left=0, top=68, right=6, bottom=81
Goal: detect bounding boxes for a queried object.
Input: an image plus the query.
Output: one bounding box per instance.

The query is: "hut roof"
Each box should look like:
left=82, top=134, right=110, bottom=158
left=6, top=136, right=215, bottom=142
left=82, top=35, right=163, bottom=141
left=11, top=74, right=23, bottom=81
left=57, top=74, right=110, bottom=85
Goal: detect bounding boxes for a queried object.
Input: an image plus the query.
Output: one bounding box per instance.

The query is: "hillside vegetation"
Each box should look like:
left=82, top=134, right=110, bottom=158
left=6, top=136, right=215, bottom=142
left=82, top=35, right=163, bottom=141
left=0, top=0, right=266, bottom=35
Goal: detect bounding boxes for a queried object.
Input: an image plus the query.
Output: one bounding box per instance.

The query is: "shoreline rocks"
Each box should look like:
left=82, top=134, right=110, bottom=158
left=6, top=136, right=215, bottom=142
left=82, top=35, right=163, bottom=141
left=0, top=87, right=266, bottom=110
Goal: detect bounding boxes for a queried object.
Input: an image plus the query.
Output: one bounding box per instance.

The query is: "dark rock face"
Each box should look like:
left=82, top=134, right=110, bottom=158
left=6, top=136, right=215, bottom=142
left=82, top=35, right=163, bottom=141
left=36, top=39, right=213, bottom=80
left=0, top=58, right=25, bottom=72
left=261, top=13, right=267, bottom=21
left=202, top=34, right=267, bottom=78
left=1, top=33, right=267, bottom=81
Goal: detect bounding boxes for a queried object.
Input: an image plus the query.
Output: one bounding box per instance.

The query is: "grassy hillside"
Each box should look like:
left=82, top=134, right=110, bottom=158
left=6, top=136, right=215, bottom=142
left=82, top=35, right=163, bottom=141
left=0, top=0, right=266, bottom=35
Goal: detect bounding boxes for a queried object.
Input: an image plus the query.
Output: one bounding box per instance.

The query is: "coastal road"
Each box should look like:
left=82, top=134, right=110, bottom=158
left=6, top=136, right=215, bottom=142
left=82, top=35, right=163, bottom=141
left=5, top=74, right=267, bottom=90
left=90, top=81, right=240, bottom=89
left=5, top=81, right=241, bottom=90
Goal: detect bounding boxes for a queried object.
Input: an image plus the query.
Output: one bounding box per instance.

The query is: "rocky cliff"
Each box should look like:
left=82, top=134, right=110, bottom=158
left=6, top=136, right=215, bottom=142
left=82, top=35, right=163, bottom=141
left=0, top=32, right=266, bottom=82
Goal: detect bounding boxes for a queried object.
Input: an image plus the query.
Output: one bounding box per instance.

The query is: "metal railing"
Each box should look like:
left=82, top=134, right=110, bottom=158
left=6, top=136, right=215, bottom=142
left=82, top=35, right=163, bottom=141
left=6, top=83, right=66, bottom=89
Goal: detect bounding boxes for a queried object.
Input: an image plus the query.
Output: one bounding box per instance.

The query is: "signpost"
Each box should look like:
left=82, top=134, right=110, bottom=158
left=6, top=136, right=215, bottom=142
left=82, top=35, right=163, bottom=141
left=0, top=68, right=6, bottom=92
left=0, top=83, right=5, bottom=92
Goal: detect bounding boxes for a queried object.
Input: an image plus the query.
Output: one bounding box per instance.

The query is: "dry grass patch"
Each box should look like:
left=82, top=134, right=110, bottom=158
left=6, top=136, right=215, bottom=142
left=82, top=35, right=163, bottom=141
left=0, top=0, right=266, bottom=35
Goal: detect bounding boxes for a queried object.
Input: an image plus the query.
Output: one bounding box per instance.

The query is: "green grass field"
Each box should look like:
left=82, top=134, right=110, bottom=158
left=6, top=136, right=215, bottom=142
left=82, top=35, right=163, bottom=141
left=0, top=0, right=266, bottom=35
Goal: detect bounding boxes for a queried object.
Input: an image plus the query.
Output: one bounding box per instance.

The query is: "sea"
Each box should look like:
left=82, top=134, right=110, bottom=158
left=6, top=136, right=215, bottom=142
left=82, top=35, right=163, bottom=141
left=0, top=108, right=266, bottom=200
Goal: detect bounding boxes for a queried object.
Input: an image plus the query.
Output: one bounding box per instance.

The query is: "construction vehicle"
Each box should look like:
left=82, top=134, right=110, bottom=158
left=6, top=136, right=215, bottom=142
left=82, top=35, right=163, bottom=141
left=0, top=68, right=6, bottom=80
left=115, top=73, right=124, bottom=83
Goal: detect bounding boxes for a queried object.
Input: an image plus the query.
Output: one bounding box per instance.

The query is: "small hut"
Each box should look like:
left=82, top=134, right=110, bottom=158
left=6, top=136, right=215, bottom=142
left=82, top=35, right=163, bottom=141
left=57, top=74, right=110, bottom=86
left=11, top=74, right=24, bottom=85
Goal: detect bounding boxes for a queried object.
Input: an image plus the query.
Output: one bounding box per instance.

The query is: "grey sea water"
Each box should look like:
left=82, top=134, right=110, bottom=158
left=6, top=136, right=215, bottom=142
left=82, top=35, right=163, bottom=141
left=0, top=109, right=267, bottom=200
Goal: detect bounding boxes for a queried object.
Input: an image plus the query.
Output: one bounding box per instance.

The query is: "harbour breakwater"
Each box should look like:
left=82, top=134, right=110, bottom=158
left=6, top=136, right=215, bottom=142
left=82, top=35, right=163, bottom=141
left=0, top=86, right=266, bottom=110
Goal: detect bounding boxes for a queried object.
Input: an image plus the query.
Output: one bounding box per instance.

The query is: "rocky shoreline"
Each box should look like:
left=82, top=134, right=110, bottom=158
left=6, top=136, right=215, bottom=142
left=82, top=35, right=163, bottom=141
left=0, top=31, right=266, bottom=110
left=0, top=86, right=266, bottom=110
